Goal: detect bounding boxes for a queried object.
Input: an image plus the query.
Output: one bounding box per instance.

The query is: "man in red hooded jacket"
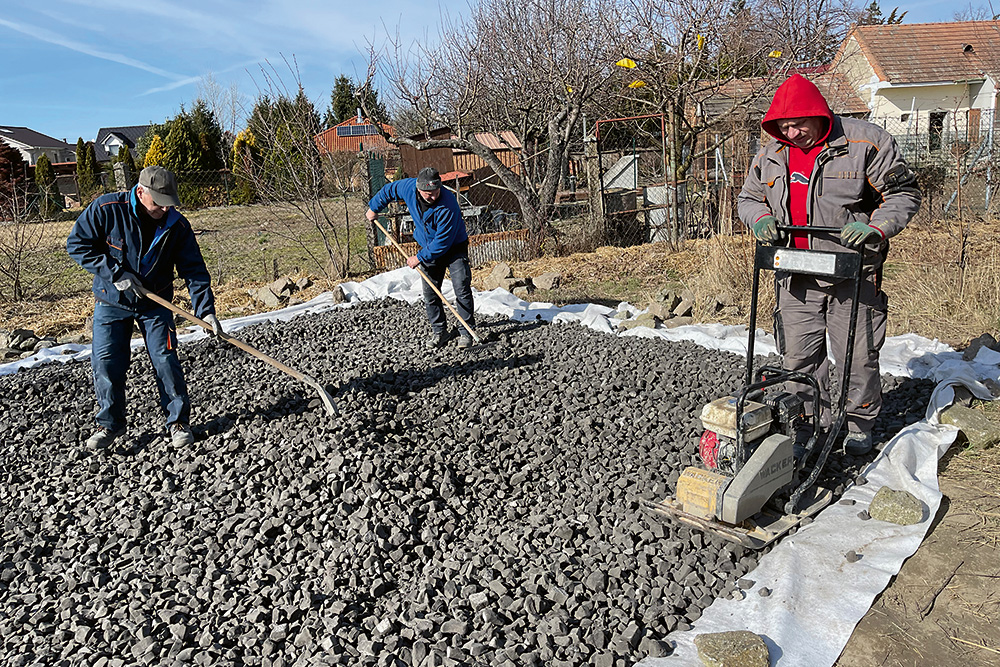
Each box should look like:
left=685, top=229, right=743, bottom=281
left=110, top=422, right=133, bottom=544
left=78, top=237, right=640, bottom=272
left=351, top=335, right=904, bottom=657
left=738, top=73, right=921, bottom=456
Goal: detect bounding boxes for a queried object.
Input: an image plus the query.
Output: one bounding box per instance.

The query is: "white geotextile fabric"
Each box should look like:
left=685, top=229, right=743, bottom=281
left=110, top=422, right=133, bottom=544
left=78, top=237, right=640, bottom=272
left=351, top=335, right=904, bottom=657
left=3, top=269, right=999, bottom=667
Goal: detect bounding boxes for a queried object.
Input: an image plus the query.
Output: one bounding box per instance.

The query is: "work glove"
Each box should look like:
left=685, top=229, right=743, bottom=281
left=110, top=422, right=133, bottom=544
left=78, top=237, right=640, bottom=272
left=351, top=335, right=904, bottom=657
left=113, top=272, right=141, bottom=296
left=840, top=222, right=882, bottom=249
left=751, top=215, right=783, bottom=243
left=202, top=314, right=222, bottom=337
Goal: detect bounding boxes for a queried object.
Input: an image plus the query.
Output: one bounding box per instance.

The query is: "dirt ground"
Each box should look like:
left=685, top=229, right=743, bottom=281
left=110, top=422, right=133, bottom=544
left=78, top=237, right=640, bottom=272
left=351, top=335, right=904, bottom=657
left=836, top=446, right=1000, bottom=667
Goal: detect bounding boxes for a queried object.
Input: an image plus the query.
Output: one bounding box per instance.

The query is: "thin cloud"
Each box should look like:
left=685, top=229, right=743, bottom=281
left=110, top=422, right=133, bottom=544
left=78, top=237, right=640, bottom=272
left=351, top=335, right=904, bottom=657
left=140, top=59, right=259, bottom=96
left=0, top=17, right=186, bottom=81
left=142, top=74, right=206, bottom=96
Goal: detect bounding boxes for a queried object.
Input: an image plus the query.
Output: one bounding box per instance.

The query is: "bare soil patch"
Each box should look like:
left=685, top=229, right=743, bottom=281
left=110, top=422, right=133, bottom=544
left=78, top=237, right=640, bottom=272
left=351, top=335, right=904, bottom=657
left=836, top=446, right=1000, bottom=667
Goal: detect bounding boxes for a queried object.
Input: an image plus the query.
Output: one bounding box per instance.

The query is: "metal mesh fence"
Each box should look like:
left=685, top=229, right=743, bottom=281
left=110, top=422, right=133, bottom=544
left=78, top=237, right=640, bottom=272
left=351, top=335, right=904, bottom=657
left=870, top=109, right=999, bottom=222
left=0, top=168, right=376, bottom=303
left=586, top=109, right=999, bottom=249
left=6, top=110, right=989, bottom=304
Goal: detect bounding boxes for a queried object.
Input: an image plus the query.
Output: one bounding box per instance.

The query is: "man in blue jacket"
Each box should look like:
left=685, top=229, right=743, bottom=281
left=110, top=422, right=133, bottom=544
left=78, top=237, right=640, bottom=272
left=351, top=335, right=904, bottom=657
left=366, top=167, right=476, bottom=349
left=67, top=165, right=221, bottom=449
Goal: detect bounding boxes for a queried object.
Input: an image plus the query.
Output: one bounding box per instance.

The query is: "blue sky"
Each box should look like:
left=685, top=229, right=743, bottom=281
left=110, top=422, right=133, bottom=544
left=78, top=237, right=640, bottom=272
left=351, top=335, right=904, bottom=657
left=0, top=0, right=984, bottom=147
left=0, top=0, right=466, bottom=146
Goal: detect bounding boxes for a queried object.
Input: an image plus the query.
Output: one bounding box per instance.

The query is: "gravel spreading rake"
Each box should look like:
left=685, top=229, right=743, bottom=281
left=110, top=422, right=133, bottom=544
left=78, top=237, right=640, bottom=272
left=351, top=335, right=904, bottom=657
left=369, top=217, right=490, bottom=350
left=135, top=286, right=339, bottom=416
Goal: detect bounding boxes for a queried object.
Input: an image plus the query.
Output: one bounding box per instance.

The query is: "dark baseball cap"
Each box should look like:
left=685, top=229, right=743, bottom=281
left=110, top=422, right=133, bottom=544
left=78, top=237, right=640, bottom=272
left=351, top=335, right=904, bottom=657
left=416, top=167, right=442, bottom=191
left=138, top=165, right=182, bottom=208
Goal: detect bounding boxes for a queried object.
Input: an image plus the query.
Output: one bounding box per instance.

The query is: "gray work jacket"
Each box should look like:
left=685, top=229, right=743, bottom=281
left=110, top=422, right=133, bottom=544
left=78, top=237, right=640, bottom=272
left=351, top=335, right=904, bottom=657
left=737, top=116, right=921, bottom=267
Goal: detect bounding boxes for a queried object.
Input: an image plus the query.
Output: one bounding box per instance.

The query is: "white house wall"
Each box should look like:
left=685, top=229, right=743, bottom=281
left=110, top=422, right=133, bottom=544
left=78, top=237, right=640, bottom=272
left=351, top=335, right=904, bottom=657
left=837, top=33, right=998, bottom=120
left=971, top=77, right=997, bottom=108
left=835, top=36, right=881, bottom=112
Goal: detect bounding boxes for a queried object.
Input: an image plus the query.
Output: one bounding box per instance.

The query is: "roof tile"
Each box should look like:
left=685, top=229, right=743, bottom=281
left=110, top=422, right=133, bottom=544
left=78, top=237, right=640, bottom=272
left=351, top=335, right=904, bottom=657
left=847, top=21, right=1000, bottom=84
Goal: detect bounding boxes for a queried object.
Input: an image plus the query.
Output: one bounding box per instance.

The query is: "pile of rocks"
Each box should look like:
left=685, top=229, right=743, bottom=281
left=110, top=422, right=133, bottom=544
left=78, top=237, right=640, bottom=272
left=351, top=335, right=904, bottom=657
left=618, top=288, right=739, bottom=333
left=0, top=328, right=87, bottom=361
left=251, top=276, right=316, bottom=308
left=0, top=300, right=934, bottom=666
left=482, top=263, right=562, bottom=299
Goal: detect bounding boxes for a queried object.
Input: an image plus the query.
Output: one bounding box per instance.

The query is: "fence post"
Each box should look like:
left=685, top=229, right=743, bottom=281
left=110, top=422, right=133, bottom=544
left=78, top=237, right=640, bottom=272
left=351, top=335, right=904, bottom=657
left=584, top=136, right=604, bottom=232
left=113, top=162, right=135, bottom=191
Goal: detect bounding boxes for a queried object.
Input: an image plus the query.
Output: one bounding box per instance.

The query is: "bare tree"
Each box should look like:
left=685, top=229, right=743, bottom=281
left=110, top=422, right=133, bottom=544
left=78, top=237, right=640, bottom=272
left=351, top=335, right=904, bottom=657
left=197, top=73, right=248, bottom=150
left=0, top=157, right=44, bottom=301
left=610, top=0, right=855, bottom=240
left=365, top=0, right=623, bottom=242
left=762, top=0, right=863, bottom=65
left=611, top=0, right=786, bottom=239
left=953, top=3, right=1000, bottom=21
left=235, top=59, right=358, bottom=279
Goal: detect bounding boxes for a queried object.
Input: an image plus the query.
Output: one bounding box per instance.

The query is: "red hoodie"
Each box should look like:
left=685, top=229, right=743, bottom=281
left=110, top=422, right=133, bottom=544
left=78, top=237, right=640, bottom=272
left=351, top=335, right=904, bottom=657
left=762, top=74, right=834, bottom=248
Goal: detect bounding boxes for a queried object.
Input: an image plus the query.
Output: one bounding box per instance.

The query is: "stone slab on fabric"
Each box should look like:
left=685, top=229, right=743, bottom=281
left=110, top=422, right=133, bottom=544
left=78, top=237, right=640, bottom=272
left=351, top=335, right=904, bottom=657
left=618, top=313, right=660, bottom=331
left=868, top=486, right=925, bottom=526
left=939, top=405, right=1000, bottom=450
left=693, top=630, right=769, bottom=667
left=646, top=302, right=673, bottom=319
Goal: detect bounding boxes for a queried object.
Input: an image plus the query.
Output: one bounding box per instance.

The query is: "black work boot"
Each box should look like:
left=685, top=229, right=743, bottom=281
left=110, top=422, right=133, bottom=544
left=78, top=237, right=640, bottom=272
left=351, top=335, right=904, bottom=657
left=843, top=431, right=873, bottom=456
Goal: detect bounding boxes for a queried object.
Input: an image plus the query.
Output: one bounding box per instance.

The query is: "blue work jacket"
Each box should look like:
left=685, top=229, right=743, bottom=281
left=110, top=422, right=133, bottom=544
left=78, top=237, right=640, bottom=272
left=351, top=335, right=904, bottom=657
left=66, top=188, right=216, bottom=318
left=368, top=178, right=468, bottom=264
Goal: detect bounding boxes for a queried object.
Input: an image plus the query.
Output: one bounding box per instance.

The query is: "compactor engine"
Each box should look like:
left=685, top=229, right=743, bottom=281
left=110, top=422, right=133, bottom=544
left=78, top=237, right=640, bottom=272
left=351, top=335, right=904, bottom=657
left=677, top=392, right=804, bottom=525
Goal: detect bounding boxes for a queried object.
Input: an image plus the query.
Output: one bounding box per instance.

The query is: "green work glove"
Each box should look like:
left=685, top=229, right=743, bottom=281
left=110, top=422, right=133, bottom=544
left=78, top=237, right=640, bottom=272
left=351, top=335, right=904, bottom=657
left=840, top=222, right=882, bottom=249
left=751, top=215, right=782, bottom=243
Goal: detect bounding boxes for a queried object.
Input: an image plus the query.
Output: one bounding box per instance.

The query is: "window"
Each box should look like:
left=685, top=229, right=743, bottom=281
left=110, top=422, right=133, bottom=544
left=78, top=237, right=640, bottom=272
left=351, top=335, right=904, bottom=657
left=900, top=113, right=910, bottom=122
left=929, top=112, right=946, bottom=152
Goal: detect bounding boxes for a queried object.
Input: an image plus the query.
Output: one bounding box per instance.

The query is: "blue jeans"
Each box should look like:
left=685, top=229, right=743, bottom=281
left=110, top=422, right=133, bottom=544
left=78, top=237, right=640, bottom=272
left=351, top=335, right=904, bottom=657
left=421, top=242, right=475, bottom=335
left=91, top=300, right=190, bottom=431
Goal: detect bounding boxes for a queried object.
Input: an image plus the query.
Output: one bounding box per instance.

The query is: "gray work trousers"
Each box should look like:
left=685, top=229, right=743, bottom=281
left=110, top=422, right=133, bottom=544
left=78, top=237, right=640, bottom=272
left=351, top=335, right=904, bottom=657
left=772, top=273, right=887, bottom=435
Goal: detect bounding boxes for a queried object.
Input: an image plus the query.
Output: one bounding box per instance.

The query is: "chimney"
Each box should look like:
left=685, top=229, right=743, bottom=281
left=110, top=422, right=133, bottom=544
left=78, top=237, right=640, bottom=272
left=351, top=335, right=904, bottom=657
left=357, top=108, right=362, bottom=124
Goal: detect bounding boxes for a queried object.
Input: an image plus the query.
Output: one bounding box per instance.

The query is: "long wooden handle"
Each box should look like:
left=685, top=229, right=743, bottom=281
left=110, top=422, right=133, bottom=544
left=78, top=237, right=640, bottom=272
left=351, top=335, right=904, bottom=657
left=138, top=288, right=308, bottom=382
left=369, top=216, right=480, bottom=342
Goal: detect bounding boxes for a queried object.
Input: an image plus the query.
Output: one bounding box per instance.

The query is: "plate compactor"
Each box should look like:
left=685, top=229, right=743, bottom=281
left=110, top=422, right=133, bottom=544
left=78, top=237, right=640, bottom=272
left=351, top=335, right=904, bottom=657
left=645, top=230, right=866, bottom=549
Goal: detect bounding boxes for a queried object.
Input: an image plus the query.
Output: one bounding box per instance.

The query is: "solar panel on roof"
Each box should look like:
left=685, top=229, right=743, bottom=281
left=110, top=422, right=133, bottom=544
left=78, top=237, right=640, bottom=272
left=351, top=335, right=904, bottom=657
left=335, top=124, right=380, bottom=138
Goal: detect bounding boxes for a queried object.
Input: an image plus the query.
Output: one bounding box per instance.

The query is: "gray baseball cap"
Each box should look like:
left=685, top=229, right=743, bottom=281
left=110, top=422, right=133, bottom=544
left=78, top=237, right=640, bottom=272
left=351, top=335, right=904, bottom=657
left=138, top=165, right=181, bottom=207
left=416, top=167, right=442, bottom=191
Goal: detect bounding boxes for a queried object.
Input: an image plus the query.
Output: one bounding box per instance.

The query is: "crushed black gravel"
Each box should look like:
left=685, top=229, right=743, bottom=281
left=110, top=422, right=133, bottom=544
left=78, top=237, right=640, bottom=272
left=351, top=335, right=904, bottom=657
left=0, top=299, right=934, bottom=666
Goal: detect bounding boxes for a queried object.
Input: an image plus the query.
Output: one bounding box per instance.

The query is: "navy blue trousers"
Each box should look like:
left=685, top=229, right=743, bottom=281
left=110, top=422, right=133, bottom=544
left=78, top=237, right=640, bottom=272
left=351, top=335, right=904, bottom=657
left=421, top=243, right=475, bottom=335
left=91, top=300, right=190, bottom=431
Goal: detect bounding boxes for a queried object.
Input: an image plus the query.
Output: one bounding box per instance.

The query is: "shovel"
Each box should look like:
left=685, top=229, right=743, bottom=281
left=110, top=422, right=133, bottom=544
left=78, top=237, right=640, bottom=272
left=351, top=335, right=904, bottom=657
left=369, top=217, right=488, bottom=348
left=135, top=286, right=339, bottom=416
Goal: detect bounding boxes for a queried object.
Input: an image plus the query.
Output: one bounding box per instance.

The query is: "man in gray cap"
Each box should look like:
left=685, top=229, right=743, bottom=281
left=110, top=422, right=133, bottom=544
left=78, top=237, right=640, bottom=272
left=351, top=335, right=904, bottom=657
left=68, top=165, right=221, bottom=449
left=366, top=166, right=476, bottom=348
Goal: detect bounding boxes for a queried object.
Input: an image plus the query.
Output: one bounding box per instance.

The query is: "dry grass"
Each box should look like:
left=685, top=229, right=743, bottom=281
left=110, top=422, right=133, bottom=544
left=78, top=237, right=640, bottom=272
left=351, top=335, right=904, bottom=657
left=4, top=218, right=1000, bottom=350
left=941, top=440, right=1000, bottom=548
left=886, top=219, right=1000, bottom=346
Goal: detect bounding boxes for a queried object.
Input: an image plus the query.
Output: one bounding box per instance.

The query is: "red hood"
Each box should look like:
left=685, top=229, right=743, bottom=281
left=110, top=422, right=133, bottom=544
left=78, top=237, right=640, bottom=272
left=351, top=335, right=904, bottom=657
left=762, top=73, right=833, bottom=145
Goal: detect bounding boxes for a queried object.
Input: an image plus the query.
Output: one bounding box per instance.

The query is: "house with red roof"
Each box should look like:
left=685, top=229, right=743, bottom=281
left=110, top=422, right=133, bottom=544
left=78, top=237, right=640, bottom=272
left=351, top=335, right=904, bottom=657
left=314, top=116, right=396, bottom=156
left=831, top=21, right=1000, bottom=144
